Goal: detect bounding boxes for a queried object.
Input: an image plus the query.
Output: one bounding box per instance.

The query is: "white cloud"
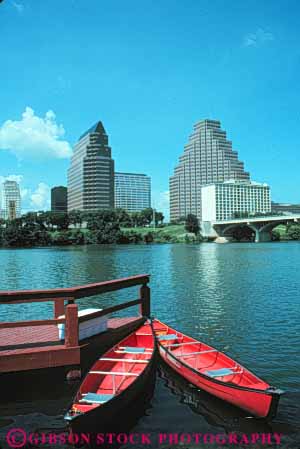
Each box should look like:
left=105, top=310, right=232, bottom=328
left=30, top=183, right=51, bottom=210
left=0, top=107, right=72, bottom=160
left=243, top=28, right=274, bottom=47
left=0, top=176, right=51, bottom=212
left=0, top=174, right=23, bottom=185
left=11, top=1, right=24, bottom=13
left=20, top=188, right=29, bottom=200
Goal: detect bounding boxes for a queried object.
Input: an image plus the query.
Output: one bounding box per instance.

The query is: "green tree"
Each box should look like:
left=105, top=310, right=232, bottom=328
left=51, top=231, right=70, bottom=246
left=51, top=212, right=70, bottom=230
left=155, top=211, right=164, bottom=226
left=140, top=208, right=153, bottom=226
left=271, top=229, right=281, bottom=241
left=85, top=210, right=122, bottom=243
left=2, top=217, right=52, bottom=247
left=286, top=224, right=300, bottom=240
left=0, top=218, right=6, bottom=228
left=37, top=211, right=54, bottom=230
left=115, top=208, right=132, bottom=227
left=69, top=210, right=83, bottom=229
left=131, top=212, right=140, bottom=228
left=119, top=231, right=143, bottom=244
left=185, top=214, right=200, bottom=235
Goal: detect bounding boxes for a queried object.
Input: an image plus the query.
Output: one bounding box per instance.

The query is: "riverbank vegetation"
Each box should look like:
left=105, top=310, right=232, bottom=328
left=0, top=209, right=298, bottom=247
left=0, top=209, right=201, bottom=248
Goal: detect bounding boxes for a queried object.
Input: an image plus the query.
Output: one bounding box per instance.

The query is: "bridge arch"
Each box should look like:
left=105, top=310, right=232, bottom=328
left=259, top=220, right=288, bottom=234
left=221, top=224, right=258, bottom=242
left=208, top=215, right=300, bottom=243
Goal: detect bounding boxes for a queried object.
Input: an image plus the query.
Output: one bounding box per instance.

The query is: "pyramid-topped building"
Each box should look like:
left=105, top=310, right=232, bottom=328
left=68, top=121, right=114, bottom=211
left=169, top=119, right=250, bottom=221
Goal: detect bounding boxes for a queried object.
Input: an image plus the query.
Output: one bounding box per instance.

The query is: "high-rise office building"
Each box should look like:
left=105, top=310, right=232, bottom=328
left=51, top=186, right=68, bottom=212
left=201, top=181, right=271, bottom=221
left=1, top=180, right=21, bottom=220
left=115, top=172, right=151, bottom=212
left=67, top=121, right=114, bottom=212
left=169, top=119, right=250, bottom=222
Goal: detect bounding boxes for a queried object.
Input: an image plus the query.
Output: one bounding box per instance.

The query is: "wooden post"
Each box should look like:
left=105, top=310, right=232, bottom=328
left=54, top=299, right=65, bottom=318
left=65, top=303, right=79, bottom=347
left=139, top=284, right=151, bottom=317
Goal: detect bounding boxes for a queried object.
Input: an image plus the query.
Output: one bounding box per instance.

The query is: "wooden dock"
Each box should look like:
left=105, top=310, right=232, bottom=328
left=0, top=275, right=150, bottom=380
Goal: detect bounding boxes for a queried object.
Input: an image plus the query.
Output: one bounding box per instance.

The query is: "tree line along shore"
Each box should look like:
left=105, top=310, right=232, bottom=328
left=0, top=209, right=299, bottom=248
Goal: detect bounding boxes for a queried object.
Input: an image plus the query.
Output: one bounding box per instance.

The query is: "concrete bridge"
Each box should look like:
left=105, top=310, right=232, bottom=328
left=201, top=215, right=300, bottom=243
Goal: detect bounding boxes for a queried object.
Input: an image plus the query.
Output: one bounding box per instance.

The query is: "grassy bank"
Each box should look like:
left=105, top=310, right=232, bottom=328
left=121, top=225, right=200, bottom=243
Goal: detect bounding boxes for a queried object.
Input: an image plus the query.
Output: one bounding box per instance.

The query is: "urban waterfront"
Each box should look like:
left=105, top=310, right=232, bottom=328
left=0, top=243, right=299, bottom=448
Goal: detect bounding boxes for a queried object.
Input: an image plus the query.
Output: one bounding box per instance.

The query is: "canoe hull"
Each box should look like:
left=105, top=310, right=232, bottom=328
left=65, top=320, right=157, bottom=434
left=158, top=344, right=278, bottom=418
left=67, top=353, right=157, bottom=434
left=153, top=320, right=282, bottom=420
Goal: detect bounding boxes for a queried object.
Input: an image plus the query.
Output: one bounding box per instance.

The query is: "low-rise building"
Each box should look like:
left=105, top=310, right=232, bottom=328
left=201, top=180, right=271, bottom=222
left=271, top=202, right=300, bottom=215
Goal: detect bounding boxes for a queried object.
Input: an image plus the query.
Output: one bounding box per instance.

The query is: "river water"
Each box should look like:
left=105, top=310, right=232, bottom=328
left=0, top=243, right=299, bottom=448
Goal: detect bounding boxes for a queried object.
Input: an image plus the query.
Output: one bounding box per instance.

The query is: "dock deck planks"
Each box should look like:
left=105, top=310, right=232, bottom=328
left=0, top=317, right=143, bottom=373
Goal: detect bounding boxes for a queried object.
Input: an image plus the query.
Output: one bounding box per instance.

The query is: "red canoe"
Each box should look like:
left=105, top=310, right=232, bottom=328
left=152, top=319, right=283, bottom=419
left=64, top=320, right=156, bottom=431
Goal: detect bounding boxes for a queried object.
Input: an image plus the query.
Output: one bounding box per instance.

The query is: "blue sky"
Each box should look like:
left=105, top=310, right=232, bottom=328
left=0, top=0, right=299, bottom=218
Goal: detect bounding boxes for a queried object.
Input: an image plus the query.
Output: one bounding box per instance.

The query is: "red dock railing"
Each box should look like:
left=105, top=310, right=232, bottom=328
left=0, top=275, right=151, bottom=374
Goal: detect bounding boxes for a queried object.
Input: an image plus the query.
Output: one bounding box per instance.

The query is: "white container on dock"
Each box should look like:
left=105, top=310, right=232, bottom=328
left=57, top=308, right=107, bottom=341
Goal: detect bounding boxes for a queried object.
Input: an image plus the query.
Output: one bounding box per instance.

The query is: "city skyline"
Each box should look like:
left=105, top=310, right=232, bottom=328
left=1, top=0, right=300, bottom=219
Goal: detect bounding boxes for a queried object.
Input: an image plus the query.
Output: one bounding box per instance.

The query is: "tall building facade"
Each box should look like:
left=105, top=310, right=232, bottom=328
left=115, top=172, right=151, bottom=212
left=201, top=181, right=271, bottom=221
left=1, top=180, right=21, bottom=220
left=51, top=186, right=67, bottom=212
left=68, top=121, right=114, bottom=212
left=169, top=119, right=250, bottom=221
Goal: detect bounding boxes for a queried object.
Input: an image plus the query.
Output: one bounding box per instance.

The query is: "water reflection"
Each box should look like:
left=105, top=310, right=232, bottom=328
left=159, top=361, right=298, bottom=438
left=0, top=243, right=300, bottom=448
left=0, top=374, right=156, bottom=449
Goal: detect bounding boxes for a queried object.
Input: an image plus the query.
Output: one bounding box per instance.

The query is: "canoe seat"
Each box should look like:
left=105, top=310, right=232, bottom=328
left=158, top=334, right=178, bottom=341
left=79, top=393, right=115, bottom=404
left=177, top=349, right=217, bottom=357
left=99, top=357, right=149, bottom=363
left=89, top=371, right=139, bottom=376
left=121, top=347, right=146, bottom=354
left=205, top=368, right=235, bottom=378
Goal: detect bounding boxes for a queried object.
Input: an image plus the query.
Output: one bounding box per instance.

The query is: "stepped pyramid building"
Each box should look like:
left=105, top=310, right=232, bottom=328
left=68, top=121, right=114, bottom=212
left=169, top=119, right=250, bottom=221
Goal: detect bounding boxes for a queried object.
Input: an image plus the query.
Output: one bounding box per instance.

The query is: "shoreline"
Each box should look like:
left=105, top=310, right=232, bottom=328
left=0, top=239, right=297, bottom=250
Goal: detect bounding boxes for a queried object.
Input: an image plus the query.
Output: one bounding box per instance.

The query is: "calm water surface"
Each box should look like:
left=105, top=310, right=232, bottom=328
left=0, top=243, right=299, bottom=448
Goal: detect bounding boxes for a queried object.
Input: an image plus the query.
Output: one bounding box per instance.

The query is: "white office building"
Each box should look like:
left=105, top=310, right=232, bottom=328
left=115, top=172, right=151, bottom=212
left=201, top=181, right=271, bottom=221
left=1, top=180, right=21, bottom=220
